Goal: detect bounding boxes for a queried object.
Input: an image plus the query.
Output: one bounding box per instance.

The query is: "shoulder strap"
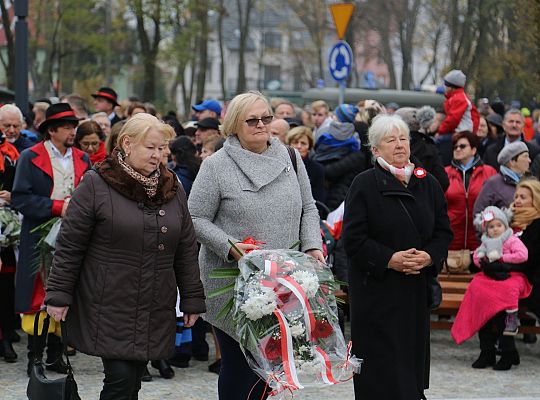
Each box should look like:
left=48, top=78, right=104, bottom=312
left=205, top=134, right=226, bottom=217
left=286, top=145, right=298, bottom=175
left=33, top=312, right=50, bottom=362
left=397, top=198, right=422, bottom=243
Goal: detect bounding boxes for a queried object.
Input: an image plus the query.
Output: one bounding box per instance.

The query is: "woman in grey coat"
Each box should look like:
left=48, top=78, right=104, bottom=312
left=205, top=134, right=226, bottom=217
left=188, top=91, right=323, bottom=399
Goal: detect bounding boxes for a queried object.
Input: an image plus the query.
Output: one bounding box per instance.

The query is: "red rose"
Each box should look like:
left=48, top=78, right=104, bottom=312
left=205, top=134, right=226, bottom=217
left=312, top=319, right=333, bottom=339
left=261, top=335, right=282, bottom=361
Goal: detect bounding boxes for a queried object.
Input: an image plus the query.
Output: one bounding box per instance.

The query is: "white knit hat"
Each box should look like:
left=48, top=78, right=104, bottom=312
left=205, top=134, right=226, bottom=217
left=479, top=206, right=509, bottom=232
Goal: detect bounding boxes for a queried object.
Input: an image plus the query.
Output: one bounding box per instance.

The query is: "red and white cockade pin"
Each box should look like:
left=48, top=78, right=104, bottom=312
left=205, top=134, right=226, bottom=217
left=413, top=167, right=427, bottom=179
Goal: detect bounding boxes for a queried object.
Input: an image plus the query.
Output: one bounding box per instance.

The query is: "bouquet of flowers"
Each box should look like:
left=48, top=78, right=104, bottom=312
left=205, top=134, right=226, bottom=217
left=0, top=206, right=21, bottom=247
left=215, top=248, right=361, bottom=397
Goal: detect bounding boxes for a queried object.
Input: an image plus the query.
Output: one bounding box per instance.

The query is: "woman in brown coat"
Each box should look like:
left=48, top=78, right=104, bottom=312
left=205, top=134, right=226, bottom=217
left=45, top=113, right=206, bottom=400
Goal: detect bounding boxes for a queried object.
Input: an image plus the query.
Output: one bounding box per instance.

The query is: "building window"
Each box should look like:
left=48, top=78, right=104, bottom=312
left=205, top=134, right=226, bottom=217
left=207, top=60, right=213, bottom=83
left=293, top=66, right=304, bottom=91
left=264, top=65, right=281, bottom=89
left=263, top=32, right=282, bottom=51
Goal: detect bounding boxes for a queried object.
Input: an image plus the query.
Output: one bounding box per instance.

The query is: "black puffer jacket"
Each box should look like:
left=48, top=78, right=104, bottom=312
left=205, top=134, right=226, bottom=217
left=323, top=151, right=367, bottom=210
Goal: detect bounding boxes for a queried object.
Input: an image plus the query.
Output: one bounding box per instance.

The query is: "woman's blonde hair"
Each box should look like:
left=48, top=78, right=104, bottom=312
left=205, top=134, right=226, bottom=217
left=117, top=113, right=174, bottom=151
left=221, top=91, right=272, bottom=137
left=286, top=126, right=314, bottom=150
left=516, top=178, right=540, bottom=211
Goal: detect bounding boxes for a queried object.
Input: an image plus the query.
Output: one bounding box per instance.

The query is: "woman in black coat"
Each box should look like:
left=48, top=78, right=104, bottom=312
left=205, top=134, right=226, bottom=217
left=342, top=114, right=453, bottom=400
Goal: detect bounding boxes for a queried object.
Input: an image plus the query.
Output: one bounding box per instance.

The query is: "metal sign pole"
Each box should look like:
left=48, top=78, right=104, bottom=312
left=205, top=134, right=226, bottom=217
left=329, top=4, right=355, bottom=103
left=15, top=0, right=29, bottom=115
left=339, top=82, right=345, bottom=105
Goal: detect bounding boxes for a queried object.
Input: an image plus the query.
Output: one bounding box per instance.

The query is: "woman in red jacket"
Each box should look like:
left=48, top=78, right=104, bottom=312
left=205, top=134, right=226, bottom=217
left=445, top=131, right=497, bottom=258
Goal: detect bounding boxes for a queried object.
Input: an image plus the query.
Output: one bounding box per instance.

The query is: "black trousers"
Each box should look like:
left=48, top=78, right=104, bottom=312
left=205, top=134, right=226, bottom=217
left=479, top=311, right=516, bottom=353
left=0, top=273, right=16, bottom=335
left=191, top=317, right=209, bottom=358
left=100, top=358, right=147, bottom=400
left=214, top=327, right=268, bottom=400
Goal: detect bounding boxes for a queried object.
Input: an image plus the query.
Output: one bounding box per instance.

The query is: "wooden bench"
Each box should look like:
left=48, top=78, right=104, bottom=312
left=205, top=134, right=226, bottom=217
left=431, top=273, right=540, bottom=334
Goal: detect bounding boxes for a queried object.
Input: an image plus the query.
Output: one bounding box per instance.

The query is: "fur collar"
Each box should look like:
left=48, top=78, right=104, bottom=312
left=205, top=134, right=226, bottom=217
left=95, top=149, right=179, bottom=206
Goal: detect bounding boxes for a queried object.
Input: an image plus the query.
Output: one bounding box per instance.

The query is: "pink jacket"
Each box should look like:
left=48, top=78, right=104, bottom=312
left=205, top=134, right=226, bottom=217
left=473, top=235, right=528, bottom=267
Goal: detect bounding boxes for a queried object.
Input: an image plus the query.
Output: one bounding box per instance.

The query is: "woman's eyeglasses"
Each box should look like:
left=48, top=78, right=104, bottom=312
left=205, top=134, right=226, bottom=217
left=453, top=144, right=469, bottom=150
left=80, top=141, right=100, bottom=148
left=245, top=115, right=274, bottom=127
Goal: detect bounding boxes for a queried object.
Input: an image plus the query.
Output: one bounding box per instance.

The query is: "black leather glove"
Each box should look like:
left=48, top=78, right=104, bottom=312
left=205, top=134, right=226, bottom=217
left=487, top=261, right=511, bottom=272
left=479, top=258, right=489, bottom=269
left=483, top=261, right=509, bottom=280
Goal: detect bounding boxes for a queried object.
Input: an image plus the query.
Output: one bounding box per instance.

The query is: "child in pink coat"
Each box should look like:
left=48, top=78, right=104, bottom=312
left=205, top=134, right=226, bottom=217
left=452, top=206, right=531, bottom=348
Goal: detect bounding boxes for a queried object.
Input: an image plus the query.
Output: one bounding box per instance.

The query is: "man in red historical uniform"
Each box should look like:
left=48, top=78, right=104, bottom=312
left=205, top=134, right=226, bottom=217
left=12, top=103, right=91, bottom=375
left=0, top=131, right=20, bottom=364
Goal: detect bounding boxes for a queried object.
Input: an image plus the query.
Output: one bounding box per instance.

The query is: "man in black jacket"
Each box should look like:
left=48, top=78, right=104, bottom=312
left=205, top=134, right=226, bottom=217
left=483, top=109, right=540, bottom=171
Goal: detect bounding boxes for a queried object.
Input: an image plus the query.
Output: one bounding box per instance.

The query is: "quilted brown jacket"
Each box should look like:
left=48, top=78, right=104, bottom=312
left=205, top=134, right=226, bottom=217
left=45, top=153, right=205, bottom=361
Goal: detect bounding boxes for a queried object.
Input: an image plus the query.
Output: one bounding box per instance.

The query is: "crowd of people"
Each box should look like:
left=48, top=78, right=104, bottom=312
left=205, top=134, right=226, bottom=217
left=0, top=67, right=538, bottom=399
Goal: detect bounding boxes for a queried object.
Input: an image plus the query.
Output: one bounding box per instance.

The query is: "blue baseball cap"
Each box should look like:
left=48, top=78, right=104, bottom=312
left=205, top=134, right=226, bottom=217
left=192, top=99, right=222, bottom=115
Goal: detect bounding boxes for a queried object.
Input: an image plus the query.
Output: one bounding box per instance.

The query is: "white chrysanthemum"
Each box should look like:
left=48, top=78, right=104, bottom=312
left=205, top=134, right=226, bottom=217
left=289, top=322, right=305, bottom=338
left=290, top=270, right=319, bottom=298
left=240, top=288, right=277, bottom=321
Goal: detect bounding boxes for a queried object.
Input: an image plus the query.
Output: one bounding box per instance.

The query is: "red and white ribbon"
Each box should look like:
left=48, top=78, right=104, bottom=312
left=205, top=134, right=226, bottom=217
left=274, top=309, right=303, bottom=390
left=264, top=259, right=279, bottom=277
left=315, top=346, right=339, bottom=385
left=276, top=275, right=316, bottom=341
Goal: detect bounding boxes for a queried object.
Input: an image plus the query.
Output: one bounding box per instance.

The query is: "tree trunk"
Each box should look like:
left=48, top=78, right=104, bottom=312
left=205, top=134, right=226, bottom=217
left=399, top=0, right=421, bottom=90
left=218, top=0, right=227, bottom=100
left=236, top=0, right=255, bottom=94
left=0, top=0, right=15, bottom=90
left=195, top=0, right=209, bottom=101
left=132, top=0, right=161, bottom=101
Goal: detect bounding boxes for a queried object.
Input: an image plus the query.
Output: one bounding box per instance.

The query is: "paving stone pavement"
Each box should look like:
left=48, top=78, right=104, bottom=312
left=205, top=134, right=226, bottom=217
left=1, top=329, right=538, bottom=400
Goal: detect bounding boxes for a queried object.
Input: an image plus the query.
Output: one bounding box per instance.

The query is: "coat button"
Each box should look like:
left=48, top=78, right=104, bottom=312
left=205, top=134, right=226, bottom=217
left=161, top=226, right=168, bottom=234
left=158, top=244, right=165, bottom=251
left=158, top=210, right=166, bottom=216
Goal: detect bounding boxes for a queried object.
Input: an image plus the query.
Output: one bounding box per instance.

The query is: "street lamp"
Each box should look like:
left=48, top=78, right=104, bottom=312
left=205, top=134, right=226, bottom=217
left=15, top=0, right=29, bottom=115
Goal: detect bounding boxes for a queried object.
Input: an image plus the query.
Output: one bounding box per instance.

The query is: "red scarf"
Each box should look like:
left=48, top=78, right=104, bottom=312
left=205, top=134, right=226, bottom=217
left=0, top=140, right=19, bottom=172
left=89, top=141, right=107, bottom=165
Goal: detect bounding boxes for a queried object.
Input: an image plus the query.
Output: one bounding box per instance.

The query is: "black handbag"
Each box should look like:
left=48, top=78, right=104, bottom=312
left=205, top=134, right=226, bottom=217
left=27, top=312, right=81, bottom=400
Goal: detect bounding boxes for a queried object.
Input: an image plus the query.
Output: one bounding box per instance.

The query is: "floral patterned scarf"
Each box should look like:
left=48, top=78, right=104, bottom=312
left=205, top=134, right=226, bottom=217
left=117, top=151, right=160, bottom=198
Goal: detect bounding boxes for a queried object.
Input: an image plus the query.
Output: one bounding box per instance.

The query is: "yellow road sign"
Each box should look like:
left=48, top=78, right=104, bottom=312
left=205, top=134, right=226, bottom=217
left=329, top=3, right=355, bottom=40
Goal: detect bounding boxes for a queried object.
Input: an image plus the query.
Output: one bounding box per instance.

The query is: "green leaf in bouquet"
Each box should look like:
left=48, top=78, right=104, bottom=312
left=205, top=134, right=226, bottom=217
left=216, top=296, right=234, bottom=320
left=333, top=279, right=349, bottom=287
left=289, top=240, right=301, bottom=250
left=228, top=239, right=245, bottom=258
left=335, top=297, right=347, bottom=305
left=207, top=282, right=236, bottom=299
left=245, top=324, right=261, bottom=353
left=30, top=217, right=60, bottom=235
left=209, top=268, right=240, bottom=279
